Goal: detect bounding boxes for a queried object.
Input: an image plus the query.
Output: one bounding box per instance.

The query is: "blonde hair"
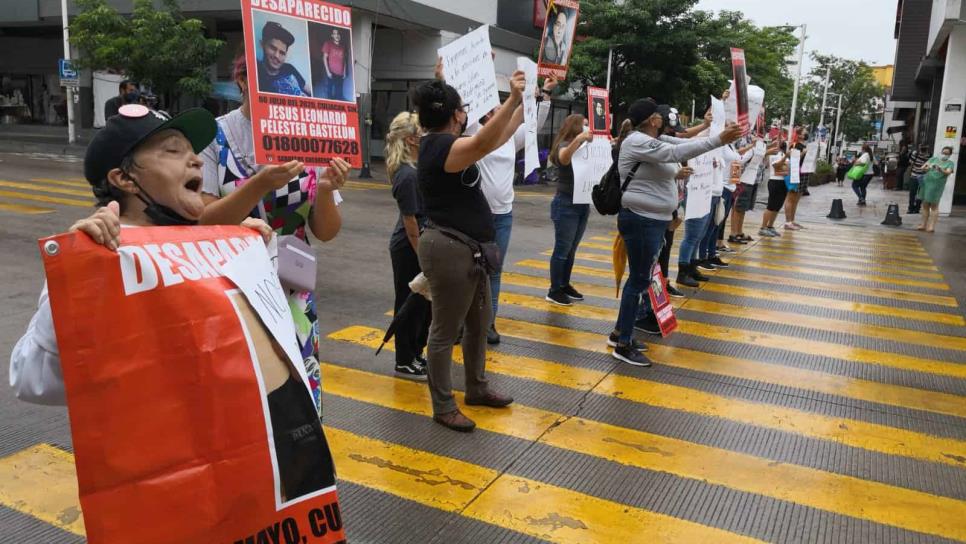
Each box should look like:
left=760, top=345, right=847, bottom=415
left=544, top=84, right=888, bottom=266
left=385, top=111, right=421, bottom=179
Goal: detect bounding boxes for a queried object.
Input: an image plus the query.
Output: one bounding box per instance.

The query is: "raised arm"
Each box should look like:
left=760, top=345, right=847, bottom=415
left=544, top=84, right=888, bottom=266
left=444, top=71, right=526, bottom=173
left=558, top=130, right=594, bottom=166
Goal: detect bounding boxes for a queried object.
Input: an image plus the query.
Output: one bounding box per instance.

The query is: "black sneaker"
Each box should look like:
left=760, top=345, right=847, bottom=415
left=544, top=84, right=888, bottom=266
left=634, top=314, right=662, bottom=335
left=612, top=344, right=652, bottom=367
left=709, top=256, right=730, bottom=268
left=667, top=284, right=686, bottom=298
left=696, top=259, right=716, bottom=271
left=728, top=235, right=749, bottom=245
left=414, top=355, right=428, bottom=369
left=395, top=361, right=428, bottom=381
left=606, top=332, right=648, bottom=351
left=545, top=290, right=573, bottom=306
left=690, top=265, right=710, bottom=282
left=676, top=265, right=699, bottom=288
left=487, top=324, right=501, bottom=345
left=737, top=233, right=755, bottom=242
left=562, top=285, right=584, bottom=301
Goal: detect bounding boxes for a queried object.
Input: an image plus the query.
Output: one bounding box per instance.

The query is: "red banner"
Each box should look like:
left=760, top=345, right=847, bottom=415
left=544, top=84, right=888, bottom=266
left=242, top=0, right=362, bottom=167
left=731, top=48, right=750, bottom=135
left=40, top=226, right=344, bottom=544
left=587, top=86, right=610, bottom=135
left=537, top=0, right=580, bottom=79
left=647, top=263, right=677, bottom=337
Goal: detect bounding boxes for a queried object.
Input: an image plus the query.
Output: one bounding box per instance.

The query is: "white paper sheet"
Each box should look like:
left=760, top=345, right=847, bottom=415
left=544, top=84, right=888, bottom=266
left=571, top=137, right=613, bottom=204
left=518, top=57, right=540, bottom=179
left=438, top=26, right=500, bottom=122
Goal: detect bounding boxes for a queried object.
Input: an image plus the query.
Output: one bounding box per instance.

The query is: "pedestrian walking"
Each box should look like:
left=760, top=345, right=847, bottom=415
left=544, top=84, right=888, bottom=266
left=916, top=146, right=956, bottom=233
left=849, top=144, right=874, bottom=206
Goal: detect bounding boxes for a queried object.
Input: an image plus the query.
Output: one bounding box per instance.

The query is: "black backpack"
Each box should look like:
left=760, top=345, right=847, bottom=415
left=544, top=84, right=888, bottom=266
left=592, top=161, right=641, bottom=215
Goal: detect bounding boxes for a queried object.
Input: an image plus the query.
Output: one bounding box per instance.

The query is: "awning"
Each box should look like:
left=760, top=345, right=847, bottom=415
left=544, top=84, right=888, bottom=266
left=887, top=123, right=907, bottom=134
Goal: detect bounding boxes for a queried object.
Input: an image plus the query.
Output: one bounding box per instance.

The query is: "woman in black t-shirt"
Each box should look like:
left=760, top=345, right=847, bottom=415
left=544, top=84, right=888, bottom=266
left=546, top=114, right=593, bottom=306
left=412, top=74, right=526, bottom=432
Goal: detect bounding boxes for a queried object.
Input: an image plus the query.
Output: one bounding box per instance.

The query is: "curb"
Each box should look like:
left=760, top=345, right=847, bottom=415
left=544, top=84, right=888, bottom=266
left=0, top=140, right=88, bottom=158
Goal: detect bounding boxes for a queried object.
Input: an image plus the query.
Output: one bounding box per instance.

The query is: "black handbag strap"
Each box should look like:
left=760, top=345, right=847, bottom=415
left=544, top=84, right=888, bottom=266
left=620, top=162, right=642, bottom=193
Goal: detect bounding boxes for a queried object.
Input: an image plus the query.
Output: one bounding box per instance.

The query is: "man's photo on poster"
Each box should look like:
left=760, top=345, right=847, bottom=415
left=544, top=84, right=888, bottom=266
left=253, top=11, right=313, bottom=97
left=592, top=97, right=607, bottom=132
left=309, top=23, right=355, bottom=103
left=542, top=6, right=576, bottom=66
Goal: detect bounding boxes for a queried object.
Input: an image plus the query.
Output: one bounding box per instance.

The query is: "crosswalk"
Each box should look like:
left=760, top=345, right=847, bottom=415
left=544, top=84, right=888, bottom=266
left=0, top=177, right=93, bottom=215
left=1, top=222, right=965, bottom=542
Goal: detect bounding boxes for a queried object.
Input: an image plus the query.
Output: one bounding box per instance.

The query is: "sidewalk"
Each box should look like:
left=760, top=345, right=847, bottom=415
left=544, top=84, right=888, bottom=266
left=0, top=124, right=93, bottom=156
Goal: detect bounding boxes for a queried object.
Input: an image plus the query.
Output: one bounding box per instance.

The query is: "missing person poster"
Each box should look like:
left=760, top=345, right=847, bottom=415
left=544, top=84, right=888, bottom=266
left=647, top=262, right=678, bottom=337
left=537, top=0, right=580, bottom=79
left=587, top=86, right=610, bottom=135
left=571, top=137, right=613, bottom=204
left=731, top=48, right=750, bottom=134
left=242, top=0, right=362, bottom=167
left=438, top=25, right=500, bottom=123
left=40, top=226, right=344, bottom=544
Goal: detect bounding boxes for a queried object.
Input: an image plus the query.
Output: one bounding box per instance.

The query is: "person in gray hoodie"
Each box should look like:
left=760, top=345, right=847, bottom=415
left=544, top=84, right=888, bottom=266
left=610, top=98, right=741, bottom=367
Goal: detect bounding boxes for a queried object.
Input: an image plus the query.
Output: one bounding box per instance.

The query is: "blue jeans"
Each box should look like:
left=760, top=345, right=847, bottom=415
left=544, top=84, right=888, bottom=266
left=489, top=211, right=513, bottom=323
left=678, top=212, right=711, bottom=265
left=326, top=75, right=344, bottom=100
left=616, top=209, right=669, bottom=344
left=700, top=196, right=721, bottom=260
left=550, top=193, right=589, bottom=293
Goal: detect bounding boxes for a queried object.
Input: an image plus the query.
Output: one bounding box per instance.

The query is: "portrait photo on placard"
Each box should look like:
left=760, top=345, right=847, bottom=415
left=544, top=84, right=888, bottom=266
left=253, top=10, right=313, bottom=97
left=230, top=292, right=336, bottom=506
left=592, top=97, right=607, bottom=132
left=309, top=22, right=355, bottom=103
left=542, top=5, right=576, bottom=66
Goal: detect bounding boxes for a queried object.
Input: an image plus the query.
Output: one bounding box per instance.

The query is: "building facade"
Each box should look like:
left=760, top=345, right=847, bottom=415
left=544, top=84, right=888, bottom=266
left=0, top=0, right=577, bottom=159
left=892, top=0, right=966, bottom=212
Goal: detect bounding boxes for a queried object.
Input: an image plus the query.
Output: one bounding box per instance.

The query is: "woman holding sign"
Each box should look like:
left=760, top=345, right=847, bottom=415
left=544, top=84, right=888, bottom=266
left=611, top=98, right=741, bottom=367
left=411, top=72, right=526, bottom=433
left=199, top=56, right=351, bottom=418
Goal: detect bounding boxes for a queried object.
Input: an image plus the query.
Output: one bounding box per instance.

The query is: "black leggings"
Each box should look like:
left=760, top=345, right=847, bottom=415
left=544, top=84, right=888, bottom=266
left=766, top=179, right=787, bottom=212
left=852, top=175, right=872, bottom=200
left=659, top=228, right=674, bottom=278
left=268, top=377, right=336, bottom=500
left=390, top=243, right=431, bottom=365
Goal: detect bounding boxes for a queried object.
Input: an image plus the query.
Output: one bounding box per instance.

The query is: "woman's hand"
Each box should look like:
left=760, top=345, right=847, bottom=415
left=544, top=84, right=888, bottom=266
left=317, top=158, right=351, bottom=192
left=241, top=217, right=274, bottom=245
left=676, top=166, right=694, bottom=180
left=70, top=201, right=121, bottom=251
left=577, top=129, right=594, bottom=145
left=541, top=76, right=559, bottom=95
left=719, top=122, right=743, bottom=144
left=254, top=161, right=304, bottom=191
left=508, top=70, right=526, bottom=104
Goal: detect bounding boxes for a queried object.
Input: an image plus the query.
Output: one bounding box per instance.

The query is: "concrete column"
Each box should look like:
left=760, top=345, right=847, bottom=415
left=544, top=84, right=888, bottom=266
left=935, top=24, right=966, bottom=215
left=351, top=13, right=374, bottom=176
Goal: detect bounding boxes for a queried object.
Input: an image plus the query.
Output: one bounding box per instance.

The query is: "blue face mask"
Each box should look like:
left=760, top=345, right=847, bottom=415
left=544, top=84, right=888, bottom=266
left=124, top=91, right=140, bottom=104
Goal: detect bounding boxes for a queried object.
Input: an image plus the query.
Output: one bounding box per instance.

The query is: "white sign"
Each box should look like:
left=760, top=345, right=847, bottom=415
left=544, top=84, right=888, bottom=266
left=789, top=149, right=802, bottom=185
left=222, top=239, right=309, bottom=393
left=726, top=81, right=765, bottom=131
left=571, top=138, right=613, bottom=204
left=519, top=57, right=540, bottom=179
left=686, top=153, right=714, bottom=219
left=740, top=141, right=766, bottom=185
left=438, top=26, right=500, bottom=122
left=711, top=96, right=726, bottom=135
left=801, top=142, right=819, bottom=174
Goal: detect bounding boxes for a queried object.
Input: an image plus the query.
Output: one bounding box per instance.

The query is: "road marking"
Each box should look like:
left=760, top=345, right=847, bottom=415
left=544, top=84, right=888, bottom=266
left=741, top=246, right=940, bottom=271
left=760, top=237, right=930, bottom=257
left=515, top=259, right=960, bottom=307
left=0, top=201, right=54, bottom=215
left=607, top=228, right=926, bottom=245
left=726, top=258, right=948, bottom=290
left=29, top=178, right=90, bottom=188
left=344, top=180, right=390, bottom=190
left=0, top=180, right=92, bottom=197
left=0, top=189, right=92, bottom=208
left=498, top=291, right=966, bottom=380
left=332, top=328, right=966, bottom=462
left=322, top=357, right=966, bottom=541
left=0, top=444, right=84, bottom=536
left=326, top=425, right=766, bottom=543
left=726, top=254, right=943, bottom=280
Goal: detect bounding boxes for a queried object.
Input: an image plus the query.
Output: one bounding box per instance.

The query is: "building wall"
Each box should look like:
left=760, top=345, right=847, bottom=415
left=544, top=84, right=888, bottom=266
left=891, top=0, right=932, bottom=101
left=413, top=0, right=497, bottom=25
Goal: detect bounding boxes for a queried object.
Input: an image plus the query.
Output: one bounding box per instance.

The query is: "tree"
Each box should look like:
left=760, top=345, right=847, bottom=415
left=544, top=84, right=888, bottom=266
left=795, top=53, right=884, bottom=142
left=70, top=0, right=223, bottom=106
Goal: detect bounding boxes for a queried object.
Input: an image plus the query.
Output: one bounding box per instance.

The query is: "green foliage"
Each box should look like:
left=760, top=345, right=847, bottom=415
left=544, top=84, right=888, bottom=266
left=70, top=0, right=223, bottom=103
left=795, top=53, right=884, bottom=142
left=568, top=0, right=798, bottom=123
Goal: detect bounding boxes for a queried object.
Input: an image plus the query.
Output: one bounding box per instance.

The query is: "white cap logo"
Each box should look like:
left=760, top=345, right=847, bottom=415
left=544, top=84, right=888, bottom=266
left=119, top=104, right=149, bottom=118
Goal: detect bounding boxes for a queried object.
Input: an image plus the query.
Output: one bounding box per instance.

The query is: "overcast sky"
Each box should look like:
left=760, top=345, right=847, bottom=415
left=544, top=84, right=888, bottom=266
left=695, top=0, right=899, bottom=71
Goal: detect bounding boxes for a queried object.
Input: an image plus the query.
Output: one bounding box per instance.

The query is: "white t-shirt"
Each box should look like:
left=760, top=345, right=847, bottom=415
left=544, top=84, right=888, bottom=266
left=768, top=153, right=787, bottom=180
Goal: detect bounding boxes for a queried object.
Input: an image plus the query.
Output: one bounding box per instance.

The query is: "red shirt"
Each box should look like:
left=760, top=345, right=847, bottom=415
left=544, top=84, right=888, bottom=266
left=322, top=40, right=346, bottom=77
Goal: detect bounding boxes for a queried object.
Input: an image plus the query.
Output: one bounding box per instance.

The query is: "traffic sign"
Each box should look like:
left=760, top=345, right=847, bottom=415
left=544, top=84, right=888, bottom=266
left=59, top=59, right=79, bottom=88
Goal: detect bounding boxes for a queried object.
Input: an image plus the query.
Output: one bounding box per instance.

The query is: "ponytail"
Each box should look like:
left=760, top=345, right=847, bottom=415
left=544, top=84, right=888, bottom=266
left=385, top=111, right=421, bottom=179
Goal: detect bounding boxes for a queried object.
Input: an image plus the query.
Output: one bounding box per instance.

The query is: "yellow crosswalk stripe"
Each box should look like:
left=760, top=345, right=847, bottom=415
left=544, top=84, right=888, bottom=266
left=0, top=201, right=54, bottom=215
left=761, top=237, right=930, bottom=256
left=321, top=355, right=966, bottom=541
left=778, top=233, right=925, bottom=250
left=751, top=243, right=936, bottom=264
left=605, top=228, right=925, bottom=245
left=344, top=180, right=390, bottom=190
left=0, top=180, right=92, bottom=198
left=0, top=189, right=91, bottom=208
left=332, top=329, right=966, bottom=463
left=0, top=444, right=84, bottom=536
left=29, top=178, right=90, bottom=188
left=730, top=254, right=943, bottom=280
left=725, top=257, right=949, bottom=290
left=498, top=291, right=966, bottom=381
left=744, top=245, right=939, bottom=270
left=516, top=259, right=960, bottom=308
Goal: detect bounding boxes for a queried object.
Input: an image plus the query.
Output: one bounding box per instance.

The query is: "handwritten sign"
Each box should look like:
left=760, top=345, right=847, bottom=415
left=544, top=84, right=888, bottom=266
left=438, top=25, right=499, bottom=122
left=789, top=149, right=801, bottom=185
left=519, top=57, right=540, bottom=179
left=740, top=141, right=766, bottom=185
left=686, top=152, right=714, bottom=220
left=571, top=137, right=613, bottom=204
left=711, top=96, right=725, bottom=135
left=801, top=142, right=819, bottom=174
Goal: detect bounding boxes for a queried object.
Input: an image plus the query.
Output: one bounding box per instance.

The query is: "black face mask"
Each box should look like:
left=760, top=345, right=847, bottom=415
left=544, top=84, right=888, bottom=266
left=459, top=113, right=469, bottom=136
left=131, top=179, right=198, bottom=226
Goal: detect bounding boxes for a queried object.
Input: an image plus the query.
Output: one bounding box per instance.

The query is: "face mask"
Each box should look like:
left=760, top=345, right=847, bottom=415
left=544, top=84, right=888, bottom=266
left=582, top=125, right=590, bottom=133
left=942, top=153, right=952, bottom=160
left=125, top=92, right=140, bottom=104
left=459, top=113, right=468, bottom=136
left=131, top=179, right=198, bottom=226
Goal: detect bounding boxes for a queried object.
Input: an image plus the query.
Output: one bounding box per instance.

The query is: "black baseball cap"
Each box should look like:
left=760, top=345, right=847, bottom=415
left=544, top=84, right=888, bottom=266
left=84, top=104, right=216, bottom=186
left=628, top=98, right=658, bottom=126
left=657, top=105, right=685, bottom=133
left=262, top=21, right=295, bottom=47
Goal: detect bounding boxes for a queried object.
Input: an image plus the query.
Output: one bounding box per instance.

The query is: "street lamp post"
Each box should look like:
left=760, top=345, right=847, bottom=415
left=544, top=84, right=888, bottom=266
left=61, top=0, right=76, bottom=145
left=787, top=24, right=806, bottom=144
